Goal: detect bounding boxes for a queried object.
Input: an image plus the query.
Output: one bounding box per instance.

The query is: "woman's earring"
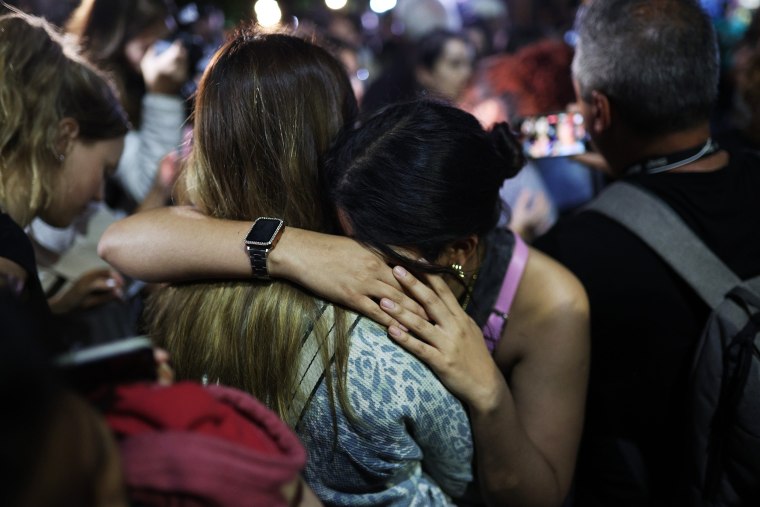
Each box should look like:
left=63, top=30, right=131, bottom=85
left=451, top=263, right=465, bottom=280
left=57, top=153, right=65, bottom=163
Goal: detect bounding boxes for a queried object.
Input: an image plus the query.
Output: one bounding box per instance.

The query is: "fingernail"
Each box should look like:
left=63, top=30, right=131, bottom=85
left=393, top=266, right=408, bottom=278
left=105, top=278, right=117, bottom=288
left=399, top=323, right=408, bottom=332
left=380, top=298, right=395, bottom=310
left=388, top=325, right=402, bottom=337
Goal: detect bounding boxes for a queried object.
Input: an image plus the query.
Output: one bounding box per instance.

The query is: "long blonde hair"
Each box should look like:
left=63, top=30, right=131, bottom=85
left=0, top=12, right=128, bottom=226
left=147, top=27, right=358, bottom=422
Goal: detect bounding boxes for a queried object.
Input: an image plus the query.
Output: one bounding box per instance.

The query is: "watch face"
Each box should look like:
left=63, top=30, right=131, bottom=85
left=246, top=218, right=283, bottom=246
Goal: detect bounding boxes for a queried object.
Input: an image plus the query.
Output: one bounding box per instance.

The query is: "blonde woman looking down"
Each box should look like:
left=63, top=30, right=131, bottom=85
left=0, top=11, right=128, bottom=348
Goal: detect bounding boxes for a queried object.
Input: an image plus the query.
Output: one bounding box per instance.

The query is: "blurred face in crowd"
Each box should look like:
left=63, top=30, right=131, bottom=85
left=41, top=119, right=124, bottom=227
left=123, top=18, right=172, bottom=71
left=417, top=38, right=474, bottom=101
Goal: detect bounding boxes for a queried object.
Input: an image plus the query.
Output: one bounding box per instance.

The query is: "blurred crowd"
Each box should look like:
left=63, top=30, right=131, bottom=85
left=2, top=0, right=760, bottom=506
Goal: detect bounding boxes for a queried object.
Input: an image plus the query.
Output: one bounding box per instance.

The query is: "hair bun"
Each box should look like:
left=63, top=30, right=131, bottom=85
left=488, top=122, right=525, bottom=180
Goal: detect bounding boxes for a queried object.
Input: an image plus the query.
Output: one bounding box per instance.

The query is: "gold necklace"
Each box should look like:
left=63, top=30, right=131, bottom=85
left=460, top=268, right=480, bottom=311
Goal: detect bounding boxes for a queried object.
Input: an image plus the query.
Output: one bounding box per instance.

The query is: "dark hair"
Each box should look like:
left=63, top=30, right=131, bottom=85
left=572, top=0, right=719, bottom=136
left=323, top=100, right=524, bottom=268
left=415, top=28, right=469, bottom=71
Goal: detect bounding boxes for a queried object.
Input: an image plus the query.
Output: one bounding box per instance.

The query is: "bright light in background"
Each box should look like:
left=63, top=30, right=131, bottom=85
left=361, top=11, right=379, bottom=30
left=738, top=0, right=760, bottom=8
left=326, top=0, right=347, bottom=10
left=369, top=0, right=397, bottom=14
left=254, top=0, right=282, bottom=27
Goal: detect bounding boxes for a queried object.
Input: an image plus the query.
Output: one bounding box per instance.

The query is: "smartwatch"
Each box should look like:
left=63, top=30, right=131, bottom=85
left=244, top=217, right=285, bottom=280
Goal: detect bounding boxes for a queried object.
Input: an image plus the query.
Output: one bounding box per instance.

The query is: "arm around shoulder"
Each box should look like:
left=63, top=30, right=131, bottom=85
left=98, top=206, right=252, bottom=282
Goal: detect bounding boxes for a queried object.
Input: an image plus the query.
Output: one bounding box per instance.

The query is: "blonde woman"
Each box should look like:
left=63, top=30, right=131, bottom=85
left=139, top=28, right=473, bottom=506
left=0, top=11, right=128, bottom=348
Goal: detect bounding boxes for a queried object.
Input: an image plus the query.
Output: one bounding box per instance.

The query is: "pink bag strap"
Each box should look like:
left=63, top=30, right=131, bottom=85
left=482, top=233, right=529, bottom=353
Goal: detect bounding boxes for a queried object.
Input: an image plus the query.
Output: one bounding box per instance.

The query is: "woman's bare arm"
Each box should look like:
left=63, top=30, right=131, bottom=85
left=98, top=206, right=424, bottom=326
left=98, top=206, right=251, bottom=281
left=484, top=249, right=589, bottom=507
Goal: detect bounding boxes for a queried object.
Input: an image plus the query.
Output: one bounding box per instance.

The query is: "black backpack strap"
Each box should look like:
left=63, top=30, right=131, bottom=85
left=585, top=181, right=740, bottom=310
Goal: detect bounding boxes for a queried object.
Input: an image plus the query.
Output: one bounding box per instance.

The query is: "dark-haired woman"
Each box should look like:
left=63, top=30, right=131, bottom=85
left=100, top=102, right=589, bottom=507
left=362, top=29, right=474, bottom=114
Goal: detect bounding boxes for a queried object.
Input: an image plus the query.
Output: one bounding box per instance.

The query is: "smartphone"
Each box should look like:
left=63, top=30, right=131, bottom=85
left=55, top=336, right=157, bottom=391
left=518, top=111, right=588, bottom=158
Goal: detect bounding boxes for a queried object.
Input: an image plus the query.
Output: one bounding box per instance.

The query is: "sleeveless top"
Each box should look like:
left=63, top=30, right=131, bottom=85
left=466, top=227, right=530, bottom=353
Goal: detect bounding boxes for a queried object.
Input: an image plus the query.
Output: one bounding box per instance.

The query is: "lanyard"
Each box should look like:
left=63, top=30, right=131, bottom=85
left=625, top=138, right=718, bottom=176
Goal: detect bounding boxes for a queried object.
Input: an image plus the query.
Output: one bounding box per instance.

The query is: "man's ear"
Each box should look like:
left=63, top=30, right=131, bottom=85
left=55, top=117, right=80, bottom=158
left=439, top=235, right=480, bottom=269
left=589, top=90, right=612, bottom=135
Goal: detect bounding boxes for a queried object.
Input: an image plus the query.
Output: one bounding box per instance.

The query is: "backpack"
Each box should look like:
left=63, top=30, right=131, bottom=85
left=587, top=181, right=760, bottom=506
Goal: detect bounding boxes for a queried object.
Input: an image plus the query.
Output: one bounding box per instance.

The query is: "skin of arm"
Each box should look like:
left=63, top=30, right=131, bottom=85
left=97, top=206, right=425, bottom=326
left=382, top=247, right=590, bottom=507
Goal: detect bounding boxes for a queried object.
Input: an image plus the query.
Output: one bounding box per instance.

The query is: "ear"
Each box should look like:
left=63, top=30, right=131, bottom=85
left=438, top=235, right=480, bottom=269
left=588, top=90, right=612, bottom=135
left=55, top=117, right=80, bottom=158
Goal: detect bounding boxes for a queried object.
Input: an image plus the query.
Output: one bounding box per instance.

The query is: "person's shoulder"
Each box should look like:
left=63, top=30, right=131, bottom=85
left=347, top=313, right=436, bottom=373
left=511, top=249, right=589, bottom=341
left=524, top=248, right=588, bottom=307
left=534, top=206, right=625, bottom=262
left=345, top=312, right=466, bottom=410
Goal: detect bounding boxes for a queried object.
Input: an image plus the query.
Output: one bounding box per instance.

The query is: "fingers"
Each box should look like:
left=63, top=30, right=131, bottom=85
left=87, top=275, right=124, bottom=298
left=81, top=290, right=120, bottom=309
left=356, top=295, right=396, bottom=328
left=369, top=278, right=428, bottom=320
left=379, top=297, right=436, bottom=343
left=154, top=348, right=174, bottom=385
left=387, top=324, right=441, bottom=365
left=421, top=272, right=462, bottom=315
left=390, top=266, right=452, bottom=324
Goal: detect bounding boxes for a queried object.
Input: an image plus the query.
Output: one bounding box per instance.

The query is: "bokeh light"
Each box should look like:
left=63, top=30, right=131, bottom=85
left=254, top=0, right=282, bottom=27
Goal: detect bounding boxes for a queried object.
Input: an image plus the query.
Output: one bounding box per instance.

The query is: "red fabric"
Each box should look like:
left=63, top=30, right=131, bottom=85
left=106, top=382, right=281, bottom=455
left=104, top=382, right=306, bottom=507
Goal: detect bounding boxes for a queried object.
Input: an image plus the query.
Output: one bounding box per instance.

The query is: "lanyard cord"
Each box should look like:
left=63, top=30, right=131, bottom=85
left=625, top=138, right=718, bottom=176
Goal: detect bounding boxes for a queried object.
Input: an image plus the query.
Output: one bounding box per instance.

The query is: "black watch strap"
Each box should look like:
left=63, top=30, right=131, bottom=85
left=246, top=245, right=271, bottom=279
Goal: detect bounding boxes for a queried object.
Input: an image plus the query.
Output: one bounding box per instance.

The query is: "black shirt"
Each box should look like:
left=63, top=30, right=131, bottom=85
left=534, top=148, right=760, bottom=506
left=0, top=213, right=58, bottom=352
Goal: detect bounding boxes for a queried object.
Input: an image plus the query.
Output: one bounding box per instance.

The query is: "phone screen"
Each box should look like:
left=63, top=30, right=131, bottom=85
left=519, top=112, right=587, bottom=158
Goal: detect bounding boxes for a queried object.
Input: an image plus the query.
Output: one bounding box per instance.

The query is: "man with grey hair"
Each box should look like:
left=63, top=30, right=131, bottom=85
left=535, top=0, right=760, bottom=505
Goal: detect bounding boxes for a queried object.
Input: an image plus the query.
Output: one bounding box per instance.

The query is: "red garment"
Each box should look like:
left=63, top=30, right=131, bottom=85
left=105, top=382, right=306, bottom=507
